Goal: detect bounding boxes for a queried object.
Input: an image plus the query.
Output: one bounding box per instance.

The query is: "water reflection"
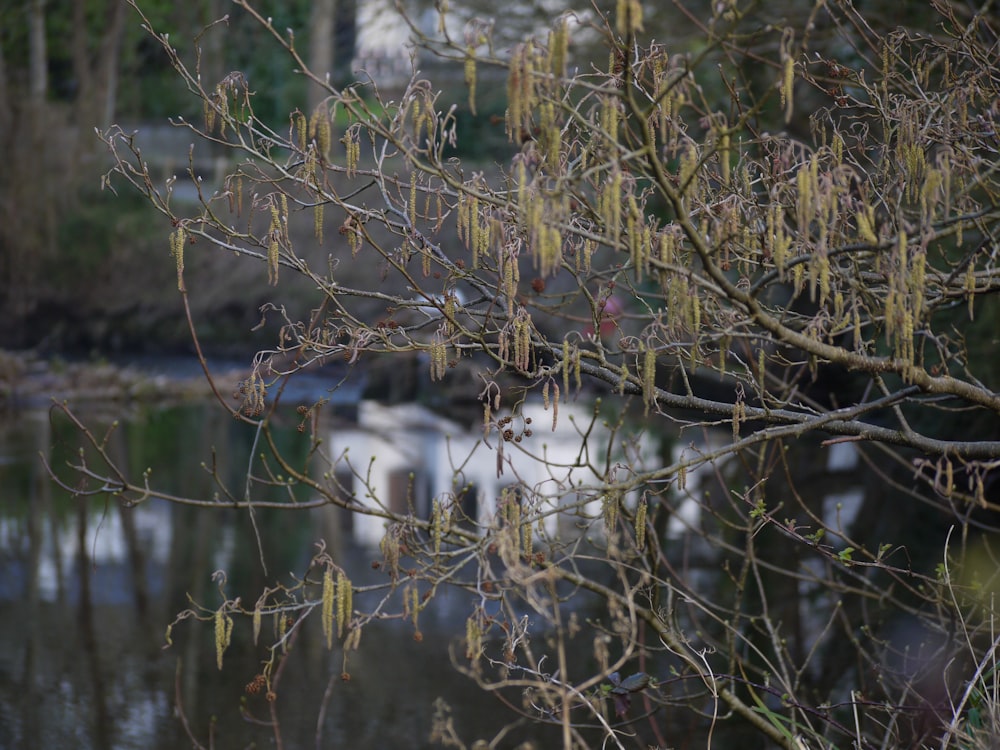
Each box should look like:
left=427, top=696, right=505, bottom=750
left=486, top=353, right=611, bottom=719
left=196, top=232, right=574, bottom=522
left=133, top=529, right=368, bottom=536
left=0, top=393, right=888, bottom=750
left=0, top=402, right=573, bottom=750
left=326, top=399, right=639, bottom=546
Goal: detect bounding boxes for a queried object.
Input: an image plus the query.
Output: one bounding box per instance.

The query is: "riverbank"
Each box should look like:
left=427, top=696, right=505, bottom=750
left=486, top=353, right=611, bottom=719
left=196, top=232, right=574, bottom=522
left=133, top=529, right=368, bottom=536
left=0, top=349, right=242, bottom=411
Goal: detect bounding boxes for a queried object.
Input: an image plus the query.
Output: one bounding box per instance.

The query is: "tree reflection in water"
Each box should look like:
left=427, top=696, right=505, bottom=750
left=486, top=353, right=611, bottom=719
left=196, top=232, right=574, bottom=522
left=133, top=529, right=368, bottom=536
left=0, top=402, right=575, bottom=749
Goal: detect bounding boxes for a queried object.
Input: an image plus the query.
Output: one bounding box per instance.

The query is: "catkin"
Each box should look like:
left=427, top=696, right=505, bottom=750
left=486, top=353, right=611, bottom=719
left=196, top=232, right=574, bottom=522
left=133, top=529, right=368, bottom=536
left=429, top=333, right=448, bottom=381
left=409, top=172, right=417, bottom=227
left=466, top=615, right=482, bottom=660
left=268, top=201, right=281, bottom=285
left=615, top=0, right=643, bottom=35
left=336, top=570, right=351, bottom=638
left=781, top=50, right=795, bottom=123
left=432, top=498, right=444, bottom=555
left=169, top=227, right=186, bottom=291
left=562, top=339, right=572, bottom=396
left=277, top=610, right=288, bottom=652
left=464, top=46, right=477, bottom=115
left=642, top=345, right=656, bottom=409
left=550, top=17, right=568, bottom=78
left=252, top=598, right=263, bottom=646
left=634, top=494, right=648, bottom=550
left=214, top=607, right=232, bottom=670
left=322, top=568, right=335, bottom=648
left=294, top=110, right=307, bottom=151
left=603, top=492, right=620, bottom=534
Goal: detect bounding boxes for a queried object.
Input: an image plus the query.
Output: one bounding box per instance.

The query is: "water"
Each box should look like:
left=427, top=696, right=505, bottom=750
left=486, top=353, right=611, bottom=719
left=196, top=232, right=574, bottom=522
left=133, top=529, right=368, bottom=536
left=2, top=391, right=894, bottom=749
left=0, top=401, right=568, bottom=750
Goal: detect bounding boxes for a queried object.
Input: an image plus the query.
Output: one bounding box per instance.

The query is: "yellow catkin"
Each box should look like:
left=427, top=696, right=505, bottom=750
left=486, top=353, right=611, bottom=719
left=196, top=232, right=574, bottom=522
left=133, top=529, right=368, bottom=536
left=456, top=193, right=467, bottom=245
left=252, top=599, right=262, bottom=645
left=796, top=160, right=812, bottom=236
left=885, top=288, right=897, bottom=339
left=627, top=196, right=641, bottom=280
left=429, top=333, right=447, bottom=380
left=310, top=105, right=331, bottom=158
left=277, top=610, right=287, bottom=652
left=659, top=231, right=673, bottom=267
left=318, top=110, right=331, bottom=160
left=781, top=52, right=795, bottom=123
left=336, top=570, right=351, bottom=638
left=856, top=206, right=878, bottom=245
left=679, top=144, right=699, bottom=202
left=322, top=568, right=335, bottom=649
left=295, top=110, right=307, bottom=151
left=642, top=345, right=656, bottom=409
left=504, top=251, right=517, bottom=318
left=563, top=339, right=571, bottom=396
left=966, top=262, right=976, bottom=319
left=465, top=46, right=477, bottom=115
left=539, top=101, right=560, bottom=169
left=818, top=253, right=831, bottom=306
left=719, top=131, right=731, bottom=185
left=920, top=168, right=942, bottom=222
left=409, top=585, right=420, bottom=628
left=910, top=250, right=926, bottom=321
left=268, top=203, right=281, bottom=285
left=615, top=0, right=643, bottom=35
left=343, top=132, right=359, bottom=177
left=550, top=17, right=568, bottom=78
left=432, top=498, right=444, bottom=555
left=409, top=172, right=417, bottom=227
left=204, top=98, right=216, bottom=134
left=443, top=293, right=457, bottom=335
left=604, top=170, right=623, bottom=240
left=465, top=615, right=482, bottom=660
left=574, top=347, right=582, bottom=392
left=215, top=84, right=230, bottom=137
left=169, top=227, right=186, bottom=291
left=601, top=96, right=619, bottom=148
left=634, top=494, right=647, bottom=550
left=603, top=492, right=620, bottom=534
left=507, top=48, right=523, bottom=140
left=477, top=212, right=491, bottom=267
left=469, top=193, right=481, bottom=261
left=515, top=312, right=532, bottom=371
left=314, top=203, right=324, bottom=244
left=578, top=239, right=594, bottom=273
left=214, top=607, right=231, bottom=670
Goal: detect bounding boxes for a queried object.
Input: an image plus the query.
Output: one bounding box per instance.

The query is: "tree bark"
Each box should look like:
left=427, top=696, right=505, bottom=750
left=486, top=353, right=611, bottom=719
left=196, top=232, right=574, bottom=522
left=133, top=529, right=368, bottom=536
left=0, top=34, right=11, bottom=135
left=308, top=0, right=337, bottom=113
left=71, top=0, right=128, bottom=130
left=95, top=0, right=128, bottom=128
left=28, top=0, right=47, bottom=103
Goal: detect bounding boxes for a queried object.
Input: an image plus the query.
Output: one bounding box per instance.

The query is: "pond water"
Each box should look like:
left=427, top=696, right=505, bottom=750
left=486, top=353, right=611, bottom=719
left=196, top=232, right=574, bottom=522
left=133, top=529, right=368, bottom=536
left=0, top=400, right=584, bottom=750
left=0, top=385, right=885, bottom=749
